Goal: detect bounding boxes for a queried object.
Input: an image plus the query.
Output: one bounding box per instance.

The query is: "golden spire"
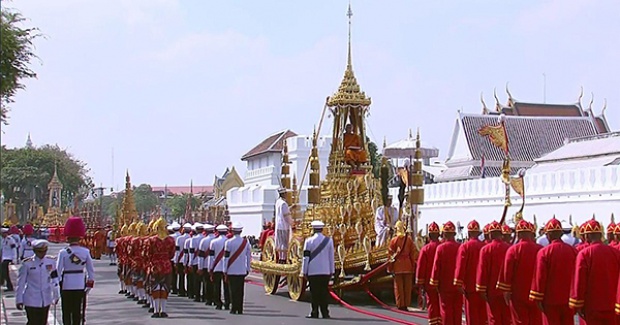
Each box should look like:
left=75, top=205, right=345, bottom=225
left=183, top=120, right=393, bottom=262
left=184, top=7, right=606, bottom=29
left=327, top=2, right=371, bottom=107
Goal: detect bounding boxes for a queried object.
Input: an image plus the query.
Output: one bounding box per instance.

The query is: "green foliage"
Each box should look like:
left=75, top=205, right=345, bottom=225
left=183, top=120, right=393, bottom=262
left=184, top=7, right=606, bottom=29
left=0, top=145, right=92, bottom=216
left=366, top=137, right=393, bottom=180
left=165, top=194, right=200, bottom=220
left=0, top=8, right=41, bottom=123
left=133, top=184, right=159, bottom=216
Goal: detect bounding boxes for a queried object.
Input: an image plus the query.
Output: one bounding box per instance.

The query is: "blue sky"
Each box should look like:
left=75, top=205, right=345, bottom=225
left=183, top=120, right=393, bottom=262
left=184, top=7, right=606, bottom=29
left=2, top=0, right=618, bottom=191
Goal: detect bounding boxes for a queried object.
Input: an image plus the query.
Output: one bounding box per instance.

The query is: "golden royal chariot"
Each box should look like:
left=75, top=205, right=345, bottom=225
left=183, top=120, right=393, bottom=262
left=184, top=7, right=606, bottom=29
left=250, top=38, right=427, bottom=300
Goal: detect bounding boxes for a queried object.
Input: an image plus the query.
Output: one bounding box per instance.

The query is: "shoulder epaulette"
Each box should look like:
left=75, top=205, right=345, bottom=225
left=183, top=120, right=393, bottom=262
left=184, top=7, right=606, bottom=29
left=23, top=256, right=35, bottom=262
left=46, top=255, right=57, bottom=260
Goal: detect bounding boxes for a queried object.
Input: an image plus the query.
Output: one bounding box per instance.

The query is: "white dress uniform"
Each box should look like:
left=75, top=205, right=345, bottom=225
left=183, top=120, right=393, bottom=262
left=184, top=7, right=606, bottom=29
left=168, top=227, right=181, bottom=294
left=275, top=192, right=293, bottom=261
left=174, top=225, right=191, bottom=296
left=1, top=232, right=18, bottom=291
left=223, top=223, right=251, bottom=315
left=374, top=204, right=398, bottom=247
left=16, top=240, right=60, bottom=324
left=188, top=224, right=205, bottom=301
left=11, top=233, right=22, bottom=260
left=198, top=225, right=216, bottom=305
left=209, top=226, right=230, bottom=309
left=301, top=221, right=334, bottom=319
left=20, top=236, right=36, bottom=260
left=56, top=244, right=95, bottom=325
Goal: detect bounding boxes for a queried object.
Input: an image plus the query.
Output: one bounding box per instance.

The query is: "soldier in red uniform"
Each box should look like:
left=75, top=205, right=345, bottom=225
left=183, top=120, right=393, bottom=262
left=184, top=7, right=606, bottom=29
left=415, top=222, right=441, bottom=325
left=613, top=224, right=620, bottom=250
left=570, top=219, right=620, bottom=324
left=148, top=218, right=176, bottom=318
left=529, top=217, right=576, bottom=325
left=429, top=221, right=462, bottom=325
left=497, top=220, right=542, bottom=325
left=454, top=220, right=487, bottom=325
left=476, top=220, right=510, bottom=324
left=116, top=225, right=128, bottom=295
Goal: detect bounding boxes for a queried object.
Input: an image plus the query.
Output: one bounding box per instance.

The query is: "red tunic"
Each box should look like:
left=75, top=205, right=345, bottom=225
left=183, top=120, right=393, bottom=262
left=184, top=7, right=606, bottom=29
left=575, top=242, right=589, bottom=253
left=454, top=237, right=486, bottom=325
left=497, top=238, right=542, bottom=325
left=131, top=237, right=144, bottom=272
left=570, top=242, right=620, bottom=322
left=476, top=238, right=510, bottom=325
left=415, top=240, right=441, bottom=324
left=149, top=236, right=176, bottom=275
left=530, top=239, right=576, bottom=325
left=430, top=239, right=462, bottom=325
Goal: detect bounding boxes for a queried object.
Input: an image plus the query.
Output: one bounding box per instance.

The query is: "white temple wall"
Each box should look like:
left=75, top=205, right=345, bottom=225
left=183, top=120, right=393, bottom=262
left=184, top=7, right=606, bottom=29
left=227, top=135, right=332, bottom=237
left=390, top=165, right=620, bottom=229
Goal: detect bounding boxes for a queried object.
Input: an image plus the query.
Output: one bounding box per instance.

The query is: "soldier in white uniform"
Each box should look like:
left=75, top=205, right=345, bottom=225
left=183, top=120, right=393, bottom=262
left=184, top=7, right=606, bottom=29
left=374, top=195, right=398, bottom=247
left=302, top=220, right=335, bottom=319
left=275, top=188, right=293, bottom=263
left=198, top=224, right=216, bottom=305
left=223, top=222, right=251, bottom=315
left=168, top=222, right=181, bottom=294
left=209, top=224, right=230, bottom=310
left=106, top=226, right=117, bottom=266
left=15, top=239, right=60, bottom=325
left=1, top=227, right=18, bottom=291
left=20, top=224, right=36, bottom=261
left=57, top=217, right=95, bottom=325
left=174, top=223, right=191, bottom=296
left=189, top=222, right=205, bottom=301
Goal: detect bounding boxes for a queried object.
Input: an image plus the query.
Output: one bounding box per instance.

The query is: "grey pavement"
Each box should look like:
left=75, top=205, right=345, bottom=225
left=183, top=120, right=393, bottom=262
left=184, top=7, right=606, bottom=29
left=2, top=243, right=429, bottom=325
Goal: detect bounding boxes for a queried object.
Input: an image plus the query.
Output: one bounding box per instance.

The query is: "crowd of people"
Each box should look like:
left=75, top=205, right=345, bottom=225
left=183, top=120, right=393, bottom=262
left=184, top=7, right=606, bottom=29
left=411, top=216, right=620, bottom=325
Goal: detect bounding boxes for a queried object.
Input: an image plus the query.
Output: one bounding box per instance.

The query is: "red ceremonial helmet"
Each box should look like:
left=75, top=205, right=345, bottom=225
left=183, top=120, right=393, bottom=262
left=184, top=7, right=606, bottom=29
left=467, top=220, right=480, bottom=232
left=501, top=224, right=512, bottom=235
left=428, top=222, right=440, bottom=234
left=582, top=219, right=602, bottom=234
left=23, top=224, right=35, bottom=236
left=442, top=221, right=456, bottom=233
left=614, top=224, right=620, bottom=235
left=544, top=217, right=562, bottom=232
left=487, top=221, right=501, bottom=232
left=607, top=222, right=616, bottom=234
left=515, top=220, right=530, bottom=232
left=9, top=225, right=19, bottom=235
left=64, top=217, right=86, bottom=238
left=483, top=224, right=490, bottom=235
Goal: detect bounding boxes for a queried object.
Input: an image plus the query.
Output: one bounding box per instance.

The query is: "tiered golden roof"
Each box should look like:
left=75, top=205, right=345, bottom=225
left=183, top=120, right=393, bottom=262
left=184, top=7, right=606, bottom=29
left=118, top=171, right=138, bottom=229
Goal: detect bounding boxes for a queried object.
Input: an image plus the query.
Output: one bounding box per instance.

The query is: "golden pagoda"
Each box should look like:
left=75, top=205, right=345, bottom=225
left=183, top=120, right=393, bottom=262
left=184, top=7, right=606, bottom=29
left=39, top=164, right=66, bottom=226
left=117, top=171, right=138, bottom=229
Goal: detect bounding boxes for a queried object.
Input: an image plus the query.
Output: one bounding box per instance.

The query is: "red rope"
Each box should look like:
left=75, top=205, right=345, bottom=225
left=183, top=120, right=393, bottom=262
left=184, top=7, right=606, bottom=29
left=329, top=290, right=423, bottom=325
left=363, top=287, right=429, bottom=319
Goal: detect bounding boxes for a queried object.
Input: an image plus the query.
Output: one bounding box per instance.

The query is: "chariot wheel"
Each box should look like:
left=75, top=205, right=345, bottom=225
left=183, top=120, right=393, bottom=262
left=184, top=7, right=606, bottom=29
left=262, top=237, right=280, bottom=295
left=286, top=237, right=307, bottom=301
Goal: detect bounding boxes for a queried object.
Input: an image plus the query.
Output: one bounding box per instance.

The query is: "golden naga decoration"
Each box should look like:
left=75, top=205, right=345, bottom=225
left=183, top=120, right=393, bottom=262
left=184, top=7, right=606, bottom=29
left=478, top=113, right=529, bottom=225
left=251, top=3, right=425, bottom=301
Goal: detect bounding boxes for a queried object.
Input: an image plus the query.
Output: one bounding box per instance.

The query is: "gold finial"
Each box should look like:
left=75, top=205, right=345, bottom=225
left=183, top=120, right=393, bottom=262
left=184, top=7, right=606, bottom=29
left=382, top=136, right=387, bottom=149
left=611, top=213, right=615, bottom=225
left=347, top=1, right=353, bottom=69
left=578, top=86, right=584, bottom=103
left=587, top=93, right=594, bottom=112
left=416, top=127, right=421, bottom=149
left=602, top=98, right=607, bottom=115
left=326, top=2, right=371, bottom=107
left=505, top=82, right=514, bottom=106
left=408, top=128, right=413, bottom=139
left=481, top=92, right=489, bottom=114
left=494, top=87, right=501, bottom=112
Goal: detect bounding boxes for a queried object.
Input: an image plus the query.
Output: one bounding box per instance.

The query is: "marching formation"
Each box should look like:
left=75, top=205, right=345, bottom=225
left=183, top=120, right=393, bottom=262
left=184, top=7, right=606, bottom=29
left=113, top=219, right=252, bottom=317
left=412, top=216, right=620, bottom=325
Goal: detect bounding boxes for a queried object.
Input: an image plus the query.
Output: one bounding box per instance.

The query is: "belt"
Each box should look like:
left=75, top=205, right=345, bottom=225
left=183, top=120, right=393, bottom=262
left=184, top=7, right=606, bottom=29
left=189, top=248, right=195, bottom=254
left=175, top=246, right=180, bottom=251
left=183, top=249, right=188, bottom=253
left=63, top=270, right=84, bottom=274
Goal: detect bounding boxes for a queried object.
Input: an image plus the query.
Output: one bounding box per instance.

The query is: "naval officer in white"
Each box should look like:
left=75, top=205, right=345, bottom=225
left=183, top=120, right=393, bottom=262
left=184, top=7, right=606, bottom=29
left=198, top=223, right=216, bottom=305
left=302, top=220, right=335, bottom=319
left=209, top=224, right=230, bottom=310
left=16, top=239, right=60, bottom=325
left=223, top=222, right=251, bottom=315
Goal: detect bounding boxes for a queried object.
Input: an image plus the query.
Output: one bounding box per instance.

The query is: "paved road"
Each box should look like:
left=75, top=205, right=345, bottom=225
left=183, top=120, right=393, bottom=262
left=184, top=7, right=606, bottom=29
left=2, top=243, right=430, bottom=325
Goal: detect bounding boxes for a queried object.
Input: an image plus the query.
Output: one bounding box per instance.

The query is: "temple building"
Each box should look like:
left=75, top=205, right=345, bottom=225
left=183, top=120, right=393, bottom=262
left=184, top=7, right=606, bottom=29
left=436, top=89, right=609, bottom=182
left=227, top=130, right=332, bottom=237
left=202, top=167, right=243, bottom=224
left=393, top=89, right=618, bottom=234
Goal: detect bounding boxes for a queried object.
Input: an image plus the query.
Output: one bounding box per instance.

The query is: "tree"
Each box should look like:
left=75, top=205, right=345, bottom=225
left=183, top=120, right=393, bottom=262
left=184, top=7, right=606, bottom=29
left=134, top=184, right=158, bottom=217
left=0, top=8, right=40, bottom=124
left=0, top=145, right=92, bottom=220
left=165, top=194, right=201, bottom=220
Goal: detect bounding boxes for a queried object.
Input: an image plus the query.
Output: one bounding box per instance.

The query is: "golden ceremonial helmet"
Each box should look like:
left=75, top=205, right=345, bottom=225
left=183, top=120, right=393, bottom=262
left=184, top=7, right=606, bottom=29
left=395, top=220, right=406, bottom=237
